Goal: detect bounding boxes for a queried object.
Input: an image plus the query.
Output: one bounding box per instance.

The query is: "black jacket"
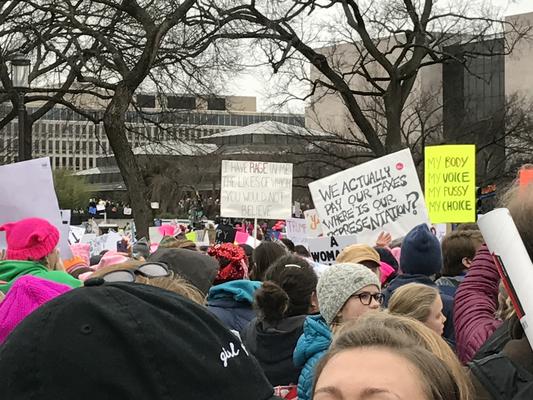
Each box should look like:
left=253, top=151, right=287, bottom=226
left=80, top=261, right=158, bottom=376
left=241, top=315, right=306, bottom=387
left=470, top=335, right=533, bottom=400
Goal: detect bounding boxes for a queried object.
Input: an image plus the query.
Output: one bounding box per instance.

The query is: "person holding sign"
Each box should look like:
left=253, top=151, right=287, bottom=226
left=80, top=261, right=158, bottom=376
left=0, top=218, right=81, bottom=293
left=465, top=183, right=533, bottom=399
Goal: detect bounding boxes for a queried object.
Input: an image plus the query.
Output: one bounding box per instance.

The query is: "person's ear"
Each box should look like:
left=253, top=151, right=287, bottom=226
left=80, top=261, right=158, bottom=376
left=462, top=257, right=472, bottom=269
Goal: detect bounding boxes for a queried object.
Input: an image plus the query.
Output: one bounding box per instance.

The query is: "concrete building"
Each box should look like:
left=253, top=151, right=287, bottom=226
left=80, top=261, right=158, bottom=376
left=0, top=94, right=304, bottom=170
left=304, top=13, right=533, bottom=183
left=77, top=121, right=337, bottom=214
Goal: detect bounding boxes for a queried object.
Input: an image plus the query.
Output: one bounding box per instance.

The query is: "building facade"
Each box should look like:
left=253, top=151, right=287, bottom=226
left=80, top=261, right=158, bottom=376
left=0, top=94, right=304, bottom=171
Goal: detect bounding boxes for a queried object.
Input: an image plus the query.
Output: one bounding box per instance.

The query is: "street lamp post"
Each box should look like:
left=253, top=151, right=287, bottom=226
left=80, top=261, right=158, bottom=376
left=10, top=53, right=31, bottom=161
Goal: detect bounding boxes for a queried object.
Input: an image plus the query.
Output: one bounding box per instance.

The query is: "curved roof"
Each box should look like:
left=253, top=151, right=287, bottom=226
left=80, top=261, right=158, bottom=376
left=132, top=140, right=217, bottom=156
left=199, top=120, right=330, bottom=140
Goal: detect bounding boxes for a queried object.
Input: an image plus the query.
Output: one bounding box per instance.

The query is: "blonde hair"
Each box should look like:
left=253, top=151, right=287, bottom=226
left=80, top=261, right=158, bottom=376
left=388, top=283, right=439, bottom=324
left=316, top=312, right=473, bottom=400
left=496, top=282, right=516, bottom=321
left=89, top=261, right=205, bottom=305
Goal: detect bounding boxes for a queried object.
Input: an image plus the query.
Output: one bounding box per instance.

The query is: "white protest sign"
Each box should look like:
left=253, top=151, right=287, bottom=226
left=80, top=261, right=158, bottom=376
left=285, top=218, right=308, bottom=245
left=96, top=204, right=105, bottom=212
left=123, top=207, right=132, bottom=216
left=69, top=226, right=86, bottom=244
left=308, top=149, right=429, bottom=245
left=308, top=235, right=358, bottom=265
left=304, top=209, right=323, bottom=237
left=0, top=157, right=72, bottom=259
left=220, top=160, right=293, bottom=219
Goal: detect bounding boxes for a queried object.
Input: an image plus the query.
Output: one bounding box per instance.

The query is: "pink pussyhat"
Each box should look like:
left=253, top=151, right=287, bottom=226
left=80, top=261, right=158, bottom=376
left=0, top=275, right=71, bottom=343
left=94, top=251, right=130, bottom=271
left=0, top=218, right=59, bottom=261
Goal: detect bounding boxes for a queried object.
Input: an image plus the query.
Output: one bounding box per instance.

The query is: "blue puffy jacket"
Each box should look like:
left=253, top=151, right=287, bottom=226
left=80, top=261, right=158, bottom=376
left=293, top=314, right=332, bottom=400
left=207, top=280, right=261, bottom=333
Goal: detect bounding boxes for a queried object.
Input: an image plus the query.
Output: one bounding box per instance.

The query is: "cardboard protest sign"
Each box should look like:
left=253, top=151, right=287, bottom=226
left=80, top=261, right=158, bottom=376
left=304, top=209, right=323, bottom=237
left=0, top=158, right=72, bottom=259
left=308, top=235, right=358, bottom=265
left=308, top=149, right=428, bottom=244
left=285, top=218, right=308, bottom=245
left=220, top=160, right=293, bottom=219
left=479, top=208, right=533, bottom=349
left=425, top=145, right=476, bottom=223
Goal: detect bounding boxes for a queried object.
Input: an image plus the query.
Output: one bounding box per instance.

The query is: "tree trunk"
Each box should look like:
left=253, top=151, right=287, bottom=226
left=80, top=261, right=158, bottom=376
left=384, top=83, right=404, bottom=154
left=103, top=84, right=153, bottom=240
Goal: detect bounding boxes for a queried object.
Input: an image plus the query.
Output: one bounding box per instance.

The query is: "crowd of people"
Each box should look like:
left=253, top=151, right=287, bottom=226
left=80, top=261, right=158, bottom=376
left=0, top=178, right=532, bottom=399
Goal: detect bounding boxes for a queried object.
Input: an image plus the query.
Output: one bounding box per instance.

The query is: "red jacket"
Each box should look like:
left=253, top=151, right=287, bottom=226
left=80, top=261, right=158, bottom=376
left=454, top=245, right=502, bottom=364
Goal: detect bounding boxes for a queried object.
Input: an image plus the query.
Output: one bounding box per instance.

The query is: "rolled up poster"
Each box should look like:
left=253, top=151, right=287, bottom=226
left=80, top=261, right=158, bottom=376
left=478, top=208, right=533, bottom=347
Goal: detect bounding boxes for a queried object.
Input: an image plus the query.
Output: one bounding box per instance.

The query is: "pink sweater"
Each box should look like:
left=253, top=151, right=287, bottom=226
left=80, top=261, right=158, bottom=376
left=454, top=245, right=502, bottom=364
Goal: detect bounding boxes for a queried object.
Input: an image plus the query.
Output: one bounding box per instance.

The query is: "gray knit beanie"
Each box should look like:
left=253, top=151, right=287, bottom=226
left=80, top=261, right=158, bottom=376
left=317, top=263, right=381, bottom=325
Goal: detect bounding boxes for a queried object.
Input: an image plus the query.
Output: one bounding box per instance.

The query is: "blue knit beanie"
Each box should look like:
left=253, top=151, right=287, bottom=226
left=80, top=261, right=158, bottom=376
left=400, top=224, right=442, bottom=276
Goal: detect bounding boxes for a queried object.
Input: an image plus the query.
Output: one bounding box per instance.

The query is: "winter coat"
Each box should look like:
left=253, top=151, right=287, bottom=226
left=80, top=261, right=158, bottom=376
left=469, top=336, right=533, bottom=400
left=241, top=315, right=306, bottom=387
left=383, top=273, right=455, bottom=342
left=0, top=260, right=81, bottom=293
left=435, top=272, right=466, bottom=298
left=207, top=280, right=261, bottom=333
left=293, top=315, right=332, bottom=400
left=454, top=245, right=502, bottom=364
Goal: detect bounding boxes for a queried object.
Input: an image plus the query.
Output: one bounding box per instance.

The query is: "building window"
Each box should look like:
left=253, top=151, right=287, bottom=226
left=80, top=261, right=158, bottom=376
left=208, top=98, right=226, bottom=111
left=167, top=96, right=195, bottom=110
left=137, top=95, right=156, bottom=108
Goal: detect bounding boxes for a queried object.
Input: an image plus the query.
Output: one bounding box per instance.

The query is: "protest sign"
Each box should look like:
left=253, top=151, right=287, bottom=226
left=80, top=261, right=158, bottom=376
left=519, top=168, right=533, bottom=187
left=304, top=209, right=323, bottom=237
left=220, top=160, right=293, bottom=219
left=123, top=207, right=132, bottom=216
left=185, top=231, right=197, bottom=242
left=479, top=208, right=533, bottom=349
left=308, top=235, right=358, bottom=265
left=234, top=231, right=249, bottom=245
left=425, top=145, right=476, bottom=223
left=285, top=218, right=308, bottom=245
left=0, top=158, right=72, bottom=259
left=308, top=149, right=428, bottom=244
left=69, top=226, right=86, bottom=244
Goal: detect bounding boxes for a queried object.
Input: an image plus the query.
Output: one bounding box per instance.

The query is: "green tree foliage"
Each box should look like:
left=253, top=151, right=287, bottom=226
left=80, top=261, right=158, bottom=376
left=53, top=169, right=89, bottom=210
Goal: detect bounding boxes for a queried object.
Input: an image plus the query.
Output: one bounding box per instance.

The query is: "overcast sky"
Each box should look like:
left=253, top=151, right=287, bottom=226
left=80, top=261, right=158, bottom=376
left=229, top=0, right=533, bottom=113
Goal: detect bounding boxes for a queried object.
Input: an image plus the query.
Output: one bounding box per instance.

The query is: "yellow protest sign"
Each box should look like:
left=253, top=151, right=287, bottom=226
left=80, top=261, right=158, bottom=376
left=425, top=145, right=476, bottom=223
left=185, top=231, right=196, bottom=242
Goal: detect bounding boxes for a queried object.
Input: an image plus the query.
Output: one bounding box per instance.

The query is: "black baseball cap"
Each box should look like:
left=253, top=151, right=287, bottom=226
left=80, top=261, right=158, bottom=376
left=148, top=247, right=218, bottom=295
left=0, top=281, right=280, bottom=400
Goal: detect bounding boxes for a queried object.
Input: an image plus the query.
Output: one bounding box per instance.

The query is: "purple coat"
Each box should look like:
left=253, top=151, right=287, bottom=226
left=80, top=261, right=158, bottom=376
left=454, top=245, right=502, bottom=364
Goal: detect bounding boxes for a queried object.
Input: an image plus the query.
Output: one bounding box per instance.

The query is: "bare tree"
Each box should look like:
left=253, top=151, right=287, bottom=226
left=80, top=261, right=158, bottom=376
left=213, top=0, right=529, bottom=157
left=18, top=0, right=238, bottom=238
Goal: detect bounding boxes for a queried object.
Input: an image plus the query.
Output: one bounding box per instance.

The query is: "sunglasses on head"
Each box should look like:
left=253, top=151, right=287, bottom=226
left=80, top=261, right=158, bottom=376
left=101, top=262, right=170, bottom=283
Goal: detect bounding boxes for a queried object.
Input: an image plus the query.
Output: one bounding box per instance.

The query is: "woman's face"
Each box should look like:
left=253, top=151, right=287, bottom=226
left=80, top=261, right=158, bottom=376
left=424, top=295, right=446, bottom=336
left=340, top=285, right=381, bottom=322
left=314, top=347, right=428, bottom=400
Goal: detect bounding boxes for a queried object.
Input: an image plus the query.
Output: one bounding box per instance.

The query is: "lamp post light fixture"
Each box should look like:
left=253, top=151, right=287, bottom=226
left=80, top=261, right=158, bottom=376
left=10, top=52, right=31, bottom=161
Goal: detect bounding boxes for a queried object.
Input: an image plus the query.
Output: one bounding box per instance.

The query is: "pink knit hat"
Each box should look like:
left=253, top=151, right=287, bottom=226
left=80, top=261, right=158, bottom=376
left=0, top=275, right=71, bottom=343
left=0, top=218, right=60, bottom=261
left=94, top=251, right=130, bottom=271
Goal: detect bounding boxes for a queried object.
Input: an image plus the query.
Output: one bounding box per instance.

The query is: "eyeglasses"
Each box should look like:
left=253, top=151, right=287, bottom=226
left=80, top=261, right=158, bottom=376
left=101, top=262, right=170, bottom=283
left=352, top=292, right=384, bottom=306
